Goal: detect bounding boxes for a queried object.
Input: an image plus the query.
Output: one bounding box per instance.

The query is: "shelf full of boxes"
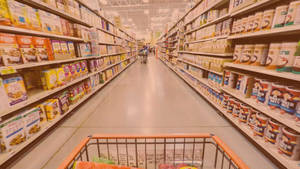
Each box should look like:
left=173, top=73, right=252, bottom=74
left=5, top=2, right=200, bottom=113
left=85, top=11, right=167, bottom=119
left=157, top=0, right=300, bottom=168
left=0, top=0, right=137, bottom=166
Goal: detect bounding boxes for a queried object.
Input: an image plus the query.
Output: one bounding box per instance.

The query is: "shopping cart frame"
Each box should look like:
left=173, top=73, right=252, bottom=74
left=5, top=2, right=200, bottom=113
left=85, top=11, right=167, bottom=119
left=57, top=134, right=249, bottom=169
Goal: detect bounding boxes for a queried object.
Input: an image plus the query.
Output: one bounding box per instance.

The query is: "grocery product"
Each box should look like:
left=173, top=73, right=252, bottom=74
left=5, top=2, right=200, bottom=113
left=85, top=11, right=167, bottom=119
left=7, top=0, right=30, bottom=28
left=253, top=113, right=268, bottom=137
left=56, top=67, right=66, bottom=86
left=22, top=107, right=41, bottom=138
left=16, top=35, right=38, bottom=63
left=280, top=87, right=300, bottom=119
left=59, top=41, right=70, bottom=60
left=272, top=5, right=289, bottom=28
left=266, top=43, right=281, bottom=69
left=37, top=103, right=47, bottom=126
left=240, top=44, right=254, bottom=64
left=69, top=85, right=79, bottom=104
left=253, top=12, right=263, bottom=32
left=285, top=1, right=300, bottom=26
left=44, top=99, right=61, bottom=120
left=62, top=64, right=71, bottom=82
left=256, top=79, right=271, bottom=105
left=3, top=75, right=28, bottom=106
left=292, top=41, right=300, bottom=74
left=239, top=104, right=250, bottom=123
left=233, top=45, right=243, bottom=63
left=248, top=108, right=257, bottom=129
left=276, top=42, right=298, bottom=72
left=264, top=119, right=281, bottom=145
left=278, top=127, right=300, bottom=160
left=27, top=6, right=41, bottom=31
left=251, top=44, right=269, bottom=66
left=0, top=33, right=22, bottom=66
left=0, top=115, right=26, bottom=152
left=56, top=91, right=69, bottom=114
left=41, top=69, right=57, bottom=90
left=51, top=40, right=63, bottom=60
left=267, top=83, right=285, bottom=112
left=261, top=9, right=275, bottom=30
left=67, top=41, right=75, bottom=58
left=23, top=69, right=42, bottom=90
left=0, top=78, right=9, bottom=110
left=32, top=37, right=53, bottom=61
left=0, top=0, right=12, bottom=25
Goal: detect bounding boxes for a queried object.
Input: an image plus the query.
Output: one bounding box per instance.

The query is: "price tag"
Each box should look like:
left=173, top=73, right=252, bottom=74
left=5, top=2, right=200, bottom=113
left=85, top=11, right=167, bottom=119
left=0, top=67, right=17, bottom=75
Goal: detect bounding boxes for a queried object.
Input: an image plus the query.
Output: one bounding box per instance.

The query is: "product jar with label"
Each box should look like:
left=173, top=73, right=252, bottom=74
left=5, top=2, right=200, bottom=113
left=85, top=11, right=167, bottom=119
left=257, top=79, right=272, bottom=105
left=276, top=42, right=298, bottom=72
left=232, top=99, right=240, bottom=118
left=253, top=112, right=269, bottom=138
left=239, top=104, right=250, bottom=123
left=264, top=119, right=281, bottom=145
left=278, top=127, right=300, bottom=160
left=280, top=87, right=300, bottom=119
left=266, top=43, right=282, bottom=69
left=268, top=83, right=285, bottom=113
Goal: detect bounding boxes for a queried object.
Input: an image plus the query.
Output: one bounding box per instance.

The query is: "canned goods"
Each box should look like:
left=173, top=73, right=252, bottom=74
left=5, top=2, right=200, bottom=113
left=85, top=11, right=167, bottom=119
left=239, top=104, right=250, bottom=123
left=248, top=108, right=257, bottom=129
left=266, top=43, right=282, bottom=69
left=257, top=79, right=271, bottom=105
left=232, top=99, right=240, bottom=118
left=278, top=127, right=300, bottom=160
left=227, top=98, right=235, bottom=114
left=264, top=119, right=281, bottom=145
left=280, top=87, right=300, bottom=119
left=268, top=83, right=285, bottom=112
left=253, top=113, right=269, bottom=137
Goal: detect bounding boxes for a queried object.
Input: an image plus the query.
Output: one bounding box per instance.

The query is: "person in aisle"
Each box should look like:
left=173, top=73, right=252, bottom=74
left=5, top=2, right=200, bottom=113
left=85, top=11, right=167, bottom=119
left=139, top=45, right=148, bottom=64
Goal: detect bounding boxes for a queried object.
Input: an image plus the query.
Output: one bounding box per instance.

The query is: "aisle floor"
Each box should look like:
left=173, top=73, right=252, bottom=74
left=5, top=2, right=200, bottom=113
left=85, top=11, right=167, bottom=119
left=9, top=56, right=276, bottom=169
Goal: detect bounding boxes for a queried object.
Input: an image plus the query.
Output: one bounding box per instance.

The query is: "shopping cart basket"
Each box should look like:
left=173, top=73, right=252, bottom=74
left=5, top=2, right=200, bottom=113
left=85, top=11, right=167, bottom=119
left=58, top=134, right=249, bottom=169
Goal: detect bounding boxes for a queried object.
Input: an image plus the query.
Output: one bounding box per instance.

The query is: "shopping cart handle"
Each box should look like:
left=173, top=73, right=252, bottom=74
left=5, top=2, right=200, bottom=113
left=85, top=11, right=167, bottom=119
left=212, top=136, right=250, bottom=169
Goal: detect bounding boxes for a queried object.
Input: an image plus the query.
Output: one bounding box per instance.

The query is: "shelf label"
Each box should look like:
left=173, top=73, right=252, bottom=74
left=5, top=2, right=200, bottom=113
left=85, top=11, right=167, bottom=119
left=0, top=67, right=17, bottom=75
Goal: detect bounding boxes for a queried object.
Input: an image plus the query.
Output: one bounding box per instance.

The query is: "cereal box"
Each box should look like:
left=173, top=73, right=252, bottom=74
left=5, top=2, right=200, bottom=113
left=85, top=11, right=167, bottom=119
left=66, top=21, right=74, bottom=37
left=75, top=62, right=81, bottom=77
left=23, top=69, right=42, bottom=90
left=3, top=75, right=28, bottom=106
left=68, top=63, right=76, bottom=80
left=84, top=79, right=91, bottom=93
left=73, top=0, right=80, bottom=18
left=41, top=69, right=57, bottom=90
left=60, top=18, right=68, bottom=36
left=80, top=60, right=88, bottom=75
left=43, top=0, right=56, bottom=8
left=32, top=37, right=52, bottom=61
left=67, top=41, right=75, bottom=58
left=56, top=0, right=65, bottom=11
left=56, top=67, right=66, bottom=86
left=51, top=40, right=62, bottom=60
left=22, top=107, right=41, bottom=138
left=77, top=83, right=85, bottom=99
left=78, top=43, right=92, bottom=57
left=59, top=41, right=70, bottom=59
left=39, top=10, right=53, bottom=33
left=0, top=33, right=22, bottom=66
left=52, top=14, right=62, bottom=35
left=0, top=78, right=9, bottom=110
left=37, top=103, right=47, bottom=126
left=55, top=91, right=69, bottom=114
left=0, top=0, right=12, bottom=25
left=7, top=0, right=30, bottom=29
left=69, top=85, right=79, bottom=104
left=62, top=64, right=71, bottom=82
left=27, top=6, right=41, bottom=31
left=16, top=35, right=38, bottom=63
left=44, top=99, right=61, bottom=120
left=0, top=115, right=26, bottom=152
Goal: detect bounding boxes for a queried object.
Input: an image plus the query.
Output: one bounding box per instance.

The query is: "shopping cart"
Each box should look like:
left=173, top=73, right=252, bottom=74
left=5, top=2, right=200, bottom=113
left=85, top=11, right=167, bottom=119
left=58, top=134, right=249, bottom=169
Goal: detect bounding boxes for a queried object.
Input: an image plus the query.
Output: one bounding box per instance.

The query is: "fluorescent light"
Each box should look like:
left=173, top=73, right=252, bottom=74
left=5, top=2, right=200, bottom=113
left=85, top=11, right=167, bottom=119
left=143, top=0, right=149, bottom=2
left=128, top=18, right=133, bottom=22
left=144, top=10, right=149, bottom=14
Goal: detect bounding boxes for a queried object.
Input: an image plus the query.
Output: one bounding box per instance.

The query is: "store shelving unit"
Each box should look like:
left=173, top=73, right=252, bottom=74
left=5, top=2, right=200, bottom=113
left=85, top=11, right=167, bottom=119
left=157, top=0, right=300, bottom=168
left=0, top=59, right=137, bottom=166
left=0, top=0, right=137, bottom=167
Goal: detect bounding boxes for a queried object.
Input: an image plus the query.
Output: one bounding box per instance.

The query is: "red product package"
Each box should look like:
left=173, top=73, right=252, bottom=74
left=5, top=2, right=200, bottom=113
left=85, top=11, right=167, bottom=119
left=32, top=37, right=53, bottom=61
left=16, top=35, right=38, bottom=63
left=0, top=33, right=22, bottom=66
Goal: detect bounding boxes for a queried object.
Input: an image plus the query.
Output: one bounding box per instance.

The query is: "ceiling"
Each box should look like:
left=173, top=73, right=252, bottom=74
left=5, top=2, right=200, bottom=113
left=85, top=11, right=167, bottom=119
left=99, top=0, right=191, bottom=39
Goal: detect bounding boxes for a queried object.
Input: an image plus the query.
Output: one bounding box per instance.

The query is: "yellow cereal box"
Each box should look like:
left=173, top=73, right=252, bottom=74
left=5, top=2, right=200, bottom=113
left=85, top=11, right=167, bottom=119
left=7, top=0, right=30, bottom=29
left=56, top=68, right=66, bottom=86
left=27, top=6, right=41, bottom=31
left=0, top=0, right=12, bottom=25
left=44, top=99, right=61, bottom=121
left=41, top=69, right=57, bottom=90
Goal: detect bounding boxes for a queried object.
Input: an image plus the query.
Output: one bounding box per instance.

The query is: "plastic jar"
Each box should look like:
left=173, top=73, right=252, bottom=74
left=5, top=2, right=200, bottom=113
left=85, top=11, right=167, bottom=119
left=276, top=42, right=298, bottom=72
left=278, top=127, right=300, bottom=160
left=272, top=5, right=289, bottom=28
left=267, top=83, right=285, bottom=113
left=280, top=87, right=300, bottom=119
left=257, top=79, right=272, bottom=105
left=248, top=108, right=258, bottom=129
left=253, top=112, right=269, bottom=138
left=266, top=43, right=282, bottom=69
left=264, top=119, right=281, bottom=145
left=239, top=104, right=250, bottom=123
left=232, top=99, right=240, bottom=118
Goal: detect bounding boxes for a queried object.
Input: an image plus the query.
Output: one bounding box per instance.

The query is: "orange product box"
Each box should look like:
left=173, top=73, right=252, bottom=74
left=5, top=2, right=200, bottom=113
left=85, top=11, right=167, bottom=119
left=32, top=37, right=53, bottom=61
left=0, top=33, right=23, bottom=66
left=16, top=35, right=38, bottom=63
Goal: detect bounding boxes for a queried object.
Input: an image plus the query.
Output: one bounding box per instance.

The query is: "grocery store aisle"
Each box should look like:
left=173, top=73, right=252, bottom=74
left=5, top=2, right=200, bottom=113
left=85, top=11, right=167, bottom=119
left=9, top=56, right=276, bottom=169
